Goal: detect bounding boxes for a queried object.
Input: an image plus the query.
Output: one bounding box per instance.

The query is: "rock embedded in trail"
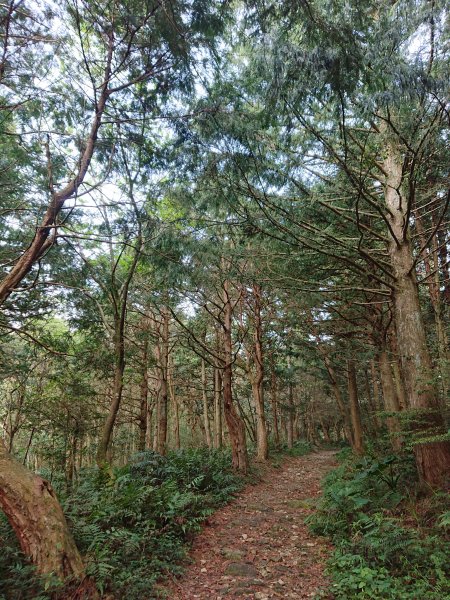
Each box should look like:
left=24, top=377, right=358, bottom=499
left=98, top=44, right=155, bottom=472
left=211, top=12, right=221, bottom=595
left=225, top=562, right=260, bottom=577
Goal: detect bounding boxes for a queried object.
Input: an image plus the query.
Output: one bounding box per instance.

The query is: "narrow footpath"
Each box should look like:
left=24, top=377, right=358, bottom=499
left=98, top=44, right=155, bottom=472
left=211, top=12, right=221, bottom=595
left=164, top=450, right=337, bottom=599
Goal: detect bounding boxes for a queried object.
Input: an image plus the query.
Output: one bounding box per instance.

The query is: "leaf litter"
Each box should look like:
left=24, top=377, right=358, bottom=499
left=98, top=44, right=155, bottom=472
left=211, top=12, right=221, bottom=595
left=162, top=450, right=337, bottom=599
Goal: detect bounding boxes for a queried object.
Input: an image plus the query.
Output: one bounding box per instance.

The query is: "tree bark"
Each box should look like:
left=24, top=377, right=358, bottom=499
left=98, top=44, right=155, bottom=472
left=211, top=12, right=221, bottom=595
left=138, top=337, right=149, bottom=452
left=251, top=284, right=268, bottom=460
left=0, top=440, right=85, bottom=581
left=319, top=347, right=353, bottom=446
left=214, top=366, right=223, bottom=448
left=168, top=353, right=180, bottom=450
left=222, top=282, right=248, bottom=473
left=384, top=142, right=450, bottom=486
left=347, top=359, right=364, bottom=455
left=96, top=320, right=125, bottom=467
left=415, top=208, right=449, bottom=368
left=270, top=358, right=280, bottom=447
left=378, top=350, right=403, bottom=451
left=364, top=367, right=380, bottom=433
left=201, top=359, right=212, bottom=448
left=156, top=308, right=170, bottom=455
left=287, top=380, right=295, bottom=449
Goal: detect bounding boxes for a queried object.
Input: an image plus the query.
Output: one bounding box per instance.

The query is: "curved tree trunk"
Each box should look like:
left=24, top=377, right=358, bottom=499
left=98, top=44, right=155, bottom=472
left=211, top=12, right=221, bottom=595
left=0, top=440, right=87, bottom=582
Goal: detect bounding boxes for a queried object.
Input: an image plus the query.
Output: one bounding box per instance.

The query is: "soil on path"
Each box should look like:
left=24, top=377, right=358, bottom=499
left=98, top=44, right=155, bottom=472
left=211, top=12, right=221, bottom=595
left=163, top=450, right=337, bottom=600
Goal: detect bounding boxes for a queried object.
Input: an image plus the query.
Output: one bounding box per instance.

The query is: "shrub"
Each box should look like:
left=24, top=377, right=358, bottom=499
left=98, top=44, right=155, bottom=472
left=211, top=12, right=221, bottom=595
left=308, top=451, right=450, bottom=599
left=0, top=448, right=243, bottom=599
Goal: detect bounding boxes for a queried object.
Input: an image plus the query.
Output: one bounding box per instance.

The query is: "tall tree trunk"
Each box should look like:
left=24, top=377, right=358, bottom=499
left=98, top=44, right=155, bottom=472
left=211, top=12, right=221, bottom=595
left=378, top=350, right=403, bottom=451
left=319, top=347, right=353, bottom=446
left=96, top=318, right=125, bottom=467
left=138, top=337, right=149, bottom=452
left=370, top=359, right=382, bottom=413
left=270, top=359, right=280, bottom=448
left=251, top=284, right=268, bottom=460
left=384, top=143, right=450, bottom=486
left=0, top=440, right=89, bottom=584
left=146, top=398, right=154, bottom=450
left=168, top=354, right=180, bottom=450
left=415, top=208, right=449, bottom=370
left=201, top=359, right=212, bottom=448
left=287, top=381, right=295, bottom=449
left=222, top=282, right=248, bottom=473
left=214, top=366, right=223, bottom=448
left=436, top=223, right=450, bottom=305
left=347, top=359, right=364, bottom=455
left=364, top=367, right=380, bottom=432
left=156, top=308, right=169, bottom=455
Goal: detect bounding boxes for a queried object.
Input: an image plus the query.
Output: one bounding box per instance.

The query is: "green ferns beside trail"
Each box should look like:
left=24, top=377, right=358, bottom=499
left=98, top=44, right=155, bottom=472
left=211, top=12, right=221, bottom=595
left=308, top=450, right=450, bottom=599
left=0, top=448, right=243, bottom=599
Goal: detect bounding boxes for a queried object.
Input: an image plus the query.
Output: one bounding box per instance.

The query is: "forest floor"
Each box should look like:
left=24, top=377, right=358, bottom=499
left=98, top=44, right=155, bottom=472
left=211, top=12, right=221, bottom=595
left=162, top=450, right=337, bottom=600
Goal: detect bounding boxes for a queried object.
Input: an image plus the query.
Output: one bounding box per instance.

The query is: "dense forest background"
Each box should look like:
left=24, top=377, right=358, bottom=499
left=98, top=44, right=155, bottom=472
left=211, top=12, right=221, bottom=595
left=0, top=0, right=449, bottom=598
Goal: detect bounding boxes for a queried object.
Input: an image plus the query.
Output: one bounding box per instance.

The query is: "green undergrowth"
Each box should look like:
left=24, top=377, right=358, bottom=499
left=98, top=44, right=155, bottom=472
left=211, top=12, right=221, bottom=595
left=308, top=448, right=450, bottom=599
left=0, top=448, right=244, bottom=599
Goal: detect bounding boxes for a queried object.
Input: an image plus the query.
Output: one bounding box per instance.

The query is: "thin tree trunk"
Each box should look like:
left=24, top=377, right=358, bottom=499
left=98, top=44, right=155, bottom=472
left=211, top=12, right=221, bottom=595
left=320, top=349, right=353, bottom=446
left=364, top=367, right=380, bottom=433
left=0, top=43, right=113, bottom=306
left=287, top=381, right=295, bottom=449
left=270, top=356, right=280, bottom=447
left=156, top=308, right=169, bottom=455
left=168, top=354, right=180, bottom=450
left=250, top=284, right=268, bottom=460
left=146, top=399, right=154, bottom=450
left=138, top=338, right=149, bottom=452
left=222, top=282, right=248, bottom=473
left=96, top=322, right=125, bottom=467
left=214, top=367, right=223, bottom=448
left=348, top=359, right=364, bottom=455
left=201, top=359, right=212, bottom=448
left=370, top=359, right=382, bottom=413
left=66, top=435, right=78, bottom=490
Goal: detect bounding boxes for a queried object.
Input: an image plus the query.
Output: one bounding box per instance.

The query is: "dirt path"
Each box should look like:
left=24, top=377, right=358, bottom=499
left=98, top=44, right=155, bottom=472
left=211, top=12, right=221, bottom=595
left=163, top=450, right=337, bottom=599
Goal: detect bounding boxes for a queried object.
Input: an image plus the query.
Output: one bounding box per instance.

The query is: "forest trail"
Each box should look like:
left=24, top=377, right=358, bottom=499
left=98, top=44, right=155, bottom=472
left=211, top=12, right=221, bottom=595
left=163, top=450, right=337, bottom=600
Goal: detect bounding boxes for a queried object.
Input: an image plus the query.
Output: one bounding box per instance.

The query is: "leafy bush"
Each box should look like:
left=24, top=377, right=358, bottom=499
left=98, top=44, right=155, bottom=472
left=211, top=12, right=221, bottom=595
left=308, top=451, right=450, bottom=599
left=0, top=448, right=243, bottom=599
